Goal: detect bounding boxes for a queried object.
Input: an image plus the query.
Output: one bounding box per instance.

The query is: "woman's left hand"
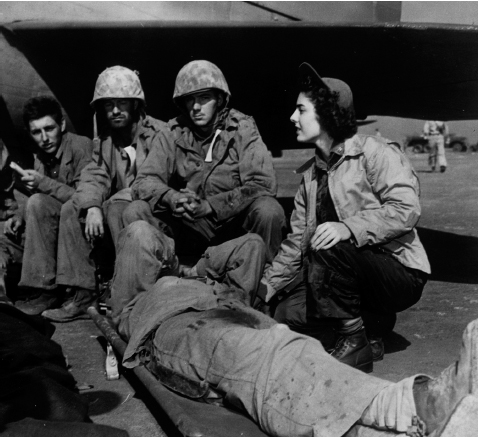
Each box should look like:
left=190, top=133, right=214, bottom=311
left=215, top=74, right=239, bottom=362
left=310, top=221, right=351, bottom=251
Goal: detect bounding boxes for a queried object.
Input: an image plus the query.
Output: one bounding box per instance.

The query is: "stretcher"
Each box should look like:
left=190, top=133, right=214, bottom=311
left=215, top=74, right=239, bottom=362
left=88, top=306, right=478, bottom=437
left=87, top=306, right=269, bottom=437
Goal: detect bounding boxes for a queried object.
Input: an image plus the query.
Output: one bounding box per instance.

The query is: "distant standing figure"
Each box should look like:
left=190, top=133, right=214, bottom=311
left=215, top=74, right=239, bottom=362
left=423, top=120, right=448, bottom=172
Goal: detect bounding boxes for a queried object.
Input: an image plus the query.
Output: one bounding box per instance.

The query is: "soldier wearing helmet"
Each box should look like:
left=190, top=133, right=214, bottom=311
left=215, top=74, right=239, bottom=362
left=41, top=66, right=167, bottom=323
left=109, top=60, right=285, bottom=304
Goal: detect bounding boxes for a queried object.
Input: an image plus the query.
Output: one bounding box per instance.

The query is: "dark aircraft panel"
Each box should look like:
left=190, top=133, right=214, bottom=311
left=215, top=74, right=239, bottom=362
left=2, top=21, right=478, bottom=154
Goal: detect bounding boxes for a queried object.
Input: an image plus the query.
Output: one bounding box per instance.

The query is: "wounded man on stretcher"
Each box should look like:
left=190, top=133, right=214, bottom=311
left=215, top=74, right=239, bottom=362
left=108, top=231, right=478, bottom=437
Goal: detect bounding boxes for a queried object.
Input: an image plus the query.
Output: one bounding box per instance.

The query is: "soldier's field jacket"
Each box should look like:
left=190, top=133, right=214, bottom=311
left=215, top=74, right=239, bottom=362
left=73, top=116, right=166, bottom=212
left=34, top=131, right=93, bottom=204
left=263, top=134, right=431, bottom=301
left=132, top=108, right=277, bottom=222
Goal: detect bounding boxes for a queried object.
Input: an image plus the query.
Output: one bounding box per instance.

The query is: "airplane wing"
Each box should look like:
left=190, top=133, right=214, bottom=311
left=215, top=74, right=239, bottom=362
left=2, top=20, right=478, bottom=153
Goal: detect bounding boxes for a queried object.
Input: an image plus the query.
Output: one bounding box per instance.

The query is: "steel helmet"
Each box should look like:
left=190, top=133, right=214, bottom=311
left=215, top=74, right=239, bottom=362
left=173, top=60, right=231, bottom=103
left=91, top=66, right=145, bottom=106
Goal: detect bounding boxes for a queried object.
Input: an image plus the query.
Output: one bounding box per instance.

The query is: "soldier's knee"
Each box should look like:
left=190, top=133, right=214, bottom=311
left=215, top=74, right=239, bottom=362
left=25, top=193, right=49, bottom=216
left=60, top=199, right=76, bottom=217
left=240, top=233, right=266, bottom=259
left=250, top=197, right=285, bottom=223
left=244, top=232, right=265, bottom=247
left=122, top=200, right=151, bottom=223
left=124, top=220, right=154, bottom=240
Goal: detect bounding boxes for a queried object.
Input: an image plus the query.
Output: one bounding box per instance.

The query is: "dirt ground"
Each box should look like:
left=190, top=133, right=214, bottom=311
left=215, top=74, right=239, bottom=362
left=52, top=149, right=478, bottom=436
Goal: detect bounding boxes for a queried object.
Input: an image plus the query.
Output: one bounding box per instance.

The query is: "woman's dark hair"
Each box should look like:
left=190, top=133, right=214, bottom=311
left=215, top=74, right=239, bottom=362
left=299, top=74, right=357, bottom=142
left=23, top=96, right=63, bottom=128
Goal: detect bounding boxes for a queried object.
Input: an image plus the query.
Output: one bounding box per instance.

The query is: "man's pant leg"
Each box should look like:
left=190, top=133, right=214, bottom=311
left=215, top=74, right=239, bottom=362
left=241, top=196, right=286, bottom=264
left=56, top=200, right=96, bottom=291
left=103, top=199, right=130, bottom=246
left=124, top=200, right=211, bottom=257
left=194, top=233, right=266, bottom=304
left=153, top=308, right=391, bottom=437
left=122, top=200, right=159, bottom=228
left=428, top=136, right=438, bottom=169
left=19, top=194, right=62, bottom=291
left=436, top=134, right=447, bottom=168
left=110, top=221, right=178, bottom=324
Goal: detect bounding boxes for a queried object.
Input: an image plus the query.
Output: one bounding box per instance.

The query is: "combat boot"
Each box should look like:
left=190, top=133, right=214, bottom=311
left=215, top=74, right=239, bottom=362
left=42, top=288, right=97, bottom=322
left=330, top=327, right=373, bottom=373
left=413, top=318, right=478, bottom=435
left=15, top=290, right=62, bottom=315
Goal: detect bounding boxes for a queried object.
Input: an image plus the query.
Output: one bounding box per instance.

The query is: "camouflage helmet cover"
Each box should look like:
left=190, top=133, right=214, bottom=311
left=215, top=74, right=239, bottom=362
left=91, top=66, right=145, bottom=105
left=173, top=60, right=231, bottom=102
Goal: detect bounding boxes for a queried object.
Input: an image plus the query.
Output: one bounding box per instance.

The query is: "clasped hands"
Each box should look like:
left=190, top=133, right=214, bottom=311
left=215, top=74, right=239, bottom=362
left=165, top=189, right=212, bottom=222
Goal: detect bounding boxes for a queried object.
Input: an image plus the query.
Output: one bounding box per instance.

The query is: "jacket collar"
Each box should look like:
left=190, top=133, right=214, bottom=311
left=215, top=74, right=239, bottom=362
left=294, top=134, right=365, bottom=175
left=171, top=108, right=240, bottom=151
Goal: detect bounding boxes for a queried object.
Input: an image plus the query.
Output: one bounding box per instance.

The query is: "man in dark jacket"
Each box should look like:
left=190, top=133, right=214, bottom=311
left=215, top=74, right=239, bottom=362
left=0, top=139, right=23, bottom=304
left=128, top=60, right=286, bottom=264
left=11, top=97, right=93, bottom=315
left=42, top=66, right=167, bottom=323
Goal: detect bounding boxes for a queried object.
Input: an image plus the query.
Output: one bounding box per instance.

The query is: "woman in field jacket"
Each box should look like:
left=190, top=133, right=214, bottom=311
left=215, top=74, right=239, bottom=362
left=261, top=63, right=430, bottom=373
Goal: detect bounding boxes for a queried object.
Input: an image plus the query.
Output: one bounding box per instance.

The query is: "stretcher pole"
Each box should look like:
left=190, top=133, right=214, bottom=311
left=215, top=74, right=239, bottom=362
left=86, top=306, right=210, bottom=437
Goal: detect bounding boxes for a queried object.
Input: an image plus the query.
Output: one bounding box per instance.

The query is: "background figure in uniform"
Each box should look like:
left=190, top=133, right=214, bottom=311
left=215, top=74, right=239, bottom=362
left=128, top=60, right=286, bottom=264
left=0, top=139, right=23, bottom=304
left=42, top=66, right=166, bottom=323
left=259, top=63, right=430, bottom=373
left=109, top=232, right=478, bottom=437
left=10, top=96, right=93, bottom=315
left=423, top=120, right=448, bottom=172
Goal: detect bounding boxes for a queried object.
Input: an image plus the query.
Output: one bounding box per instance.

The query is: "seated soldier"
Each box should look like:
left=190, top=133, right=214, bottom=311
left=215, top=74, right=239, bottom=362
left=110, top=229, right=477, bottom=437
left=42, top=66, right=167, bottom=323
left=127, top=60, right=286, bottom=264
left=9, top=96, right=93, bottom=315
left=0, top=139, right=23, bottom=304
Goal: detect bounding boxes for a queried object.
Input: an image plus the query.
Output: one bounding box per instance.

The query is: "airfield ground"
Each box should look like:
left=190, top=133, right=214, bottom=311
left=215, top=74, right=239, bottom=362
left=52, top=149, right=478, bottom=437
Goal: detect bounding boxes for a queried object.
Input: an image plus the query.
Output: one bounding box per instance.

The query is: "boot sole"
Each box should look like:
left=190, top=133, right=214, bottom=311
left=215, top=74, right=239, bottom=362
left=356, top=360, right=373, bottom=374
left=42, top=313, right=90, bottom=323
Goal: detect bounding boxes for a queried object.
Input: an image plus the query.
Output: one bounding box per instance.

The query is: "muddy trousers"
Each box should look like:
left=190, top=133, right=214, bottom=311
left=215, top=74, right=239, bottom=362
left=153, top=307, right=420, bottom=437
left=110, top=222, right=266, bottom=321
left=19, top=194, right=62, bottom=291
left=274, top=241, right=427, bottom=337
left=428, top=134, right=447, bottom=169
left=123, top=197, right=286, bottom=264
left=56, top=199, right=130, bottom=291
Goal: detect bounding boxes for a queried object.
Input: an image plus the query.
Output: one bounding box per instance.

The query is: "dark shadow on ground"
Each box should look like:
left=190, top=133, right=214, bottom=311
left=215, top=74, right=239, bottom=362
left=417, top=227, right=478, bottom=284
left=383, top=331, right=411, bottom=355
left=82, top=391, right=124, bottom=416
